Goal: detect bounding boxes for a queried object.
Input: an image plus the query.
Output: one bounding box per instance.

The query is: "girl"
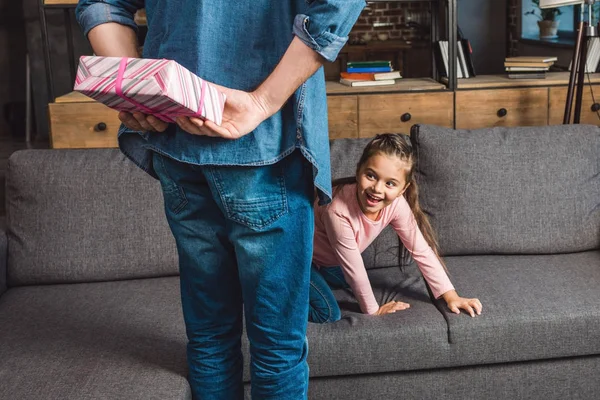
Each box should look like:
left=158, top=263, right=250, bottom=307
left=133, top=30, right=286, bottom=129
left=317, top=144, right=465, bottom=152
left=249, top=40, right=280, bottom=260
left=309, top=133, right=482, bottom=323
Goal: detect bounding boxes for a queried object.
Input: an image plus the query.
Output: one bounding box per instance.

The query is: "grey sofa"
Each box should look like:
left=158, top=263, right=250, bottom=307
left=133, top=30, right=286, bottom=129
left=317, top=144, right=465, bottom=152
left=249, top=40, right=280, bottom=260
left=1, top=124, right=599, bottom=399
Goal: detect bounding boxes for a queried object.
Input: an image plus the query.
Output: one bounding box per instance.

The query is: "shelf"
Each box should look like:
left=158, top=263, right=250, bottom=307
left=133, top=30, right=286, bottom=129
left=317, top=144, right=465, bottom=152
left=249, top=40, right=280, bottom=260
left=43, top=0, right=77, bottom=5
left=444, top=72, right=600, bottom=90
left=326, top=78, right=446, bottom=94
left=54, top=92, right=95, bottom=103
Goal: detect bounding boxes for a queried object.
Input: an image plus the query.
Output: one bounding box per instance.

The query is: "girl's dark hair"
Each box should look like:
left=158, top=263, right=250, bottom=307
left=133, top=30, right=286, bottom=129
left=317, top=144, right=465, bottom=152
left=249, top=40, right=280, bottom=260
left=332, top=133, right=447, bottom=271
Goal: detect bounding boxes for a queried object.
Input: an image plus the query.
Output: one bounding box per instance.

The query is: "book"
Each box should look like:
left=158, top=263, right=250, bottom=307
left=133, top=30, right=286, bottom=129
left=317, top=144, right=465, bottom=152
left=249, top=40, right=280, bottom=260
left=461, top=39, right=477, bottom=77
left=340, top=71, right=402, bottom=81
left=339, top=78, right=396, bottom=87
left=505, top=56, right=558, bottom=63
left=346, top=66, right=393, bottom=73
left=507, top=72, right=546, bottom=79
left=505, top=66, right=550, bottom=72
left=567, top=37, right=600, bottom=73
left=347, top=61, right=392, bottom=68
left=457, top=41, right=469, bottom=78
left=435, top=41, right=465, bottom=78
left=504, top=61, right=554, bottom=68
left=340, top=72, right=377, bottom=81
left=373, top=71, right=402, bottom=80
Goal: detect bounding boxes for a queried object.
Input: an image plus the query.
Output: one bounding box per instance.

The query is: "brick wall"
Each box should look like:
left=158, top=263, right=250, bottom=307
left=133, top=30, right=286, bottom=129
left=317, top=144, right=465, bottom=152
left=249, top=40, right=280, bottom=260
left=349, top=2, right=431, bottom=43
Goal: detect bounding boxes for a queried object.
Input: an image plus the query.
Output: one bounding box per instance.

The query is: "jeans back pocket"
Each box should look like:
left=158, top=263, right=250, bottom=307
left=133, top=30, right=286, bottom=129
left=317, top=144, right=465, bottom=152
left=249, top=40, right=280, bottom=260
left=209, top=162, right=288, bottom=230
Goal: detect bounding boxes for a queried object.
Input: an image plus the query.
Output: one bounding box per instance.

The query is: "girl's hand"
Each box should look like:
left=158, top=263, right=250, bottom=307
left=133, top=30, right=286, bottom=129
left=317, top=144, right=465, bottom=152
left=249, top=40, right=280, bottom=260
left=118, top=111, right=168, bottom=132
left=175, top=85, right=270, bottom=140
left=442, top=290, right=482, bottom=317
left=375, top=300, right=410, bottom=315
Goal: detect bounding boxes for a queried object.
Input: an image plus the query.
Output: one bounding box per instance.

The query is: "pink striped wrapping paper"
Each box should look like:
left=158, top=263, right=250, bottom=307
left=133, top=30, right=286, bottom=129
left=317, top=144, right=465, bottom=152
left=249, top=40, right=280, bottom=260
left=73, top=56, right=226, bottom=125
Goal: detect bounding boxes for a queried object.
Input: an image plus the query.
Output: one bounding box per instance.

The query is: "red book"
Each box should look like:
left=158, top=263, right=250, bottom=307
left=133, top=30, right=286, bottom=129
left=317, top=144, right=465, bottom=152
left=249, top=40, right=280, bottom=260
left=340, top=72, right=376, bottom=81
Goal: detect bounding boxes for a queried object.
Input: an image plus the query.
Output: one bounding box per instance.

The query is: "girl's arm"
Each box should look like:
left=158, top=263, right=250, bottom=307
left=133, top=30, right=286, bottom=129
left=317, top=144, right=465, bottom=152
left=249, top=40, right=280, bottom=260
left=322, top=212, right=408, bottom=315
left=390, top=198, right=482, bottom=316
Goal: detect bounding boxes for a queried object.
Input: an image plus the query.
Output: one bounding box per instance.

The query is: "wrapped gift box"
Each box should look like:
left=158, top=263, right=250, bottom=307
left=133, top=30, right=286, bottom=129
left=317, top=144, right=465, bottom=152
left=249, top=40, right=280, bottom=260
left=73, top=56, right=226, bottom=125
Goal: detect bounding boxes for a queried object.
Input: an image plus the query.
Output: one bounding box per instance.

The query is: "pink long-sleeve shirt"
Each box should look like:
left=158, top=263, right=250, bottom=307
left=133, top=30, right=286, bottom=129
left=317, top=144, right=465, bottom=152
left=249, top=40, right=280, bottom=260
left=313, top=183, right=455, bottom=315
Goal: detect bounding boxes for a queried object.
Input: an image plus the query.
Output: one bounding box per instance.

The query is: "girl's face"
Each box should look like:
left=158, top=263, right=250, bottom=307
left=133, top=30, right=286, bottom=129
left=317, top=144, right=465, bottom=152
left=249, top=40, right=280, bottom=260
left=356, top=152, right=410, bottom=221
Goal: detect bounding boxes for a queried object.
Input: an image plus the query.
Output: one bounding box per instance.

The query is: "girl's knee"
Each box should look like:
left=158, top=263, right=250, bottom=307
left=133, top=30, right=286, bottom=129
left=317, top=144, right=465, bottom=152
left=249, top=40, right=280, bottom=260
left=309, top=305, right=341, bottom=323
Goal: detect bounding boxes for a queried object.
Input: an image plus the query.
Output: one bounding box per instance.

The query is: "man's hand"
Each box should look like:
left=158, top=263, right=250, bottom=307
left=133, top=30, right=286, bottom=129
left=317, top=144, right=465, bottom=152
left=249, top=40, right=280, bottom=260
left=175, top=84, right=270, bottom=140
left=374, top=300, right=410, bottom=316
left=119, top=111, right=169, bottom=132
left=442, top=290, right=482, bottom=317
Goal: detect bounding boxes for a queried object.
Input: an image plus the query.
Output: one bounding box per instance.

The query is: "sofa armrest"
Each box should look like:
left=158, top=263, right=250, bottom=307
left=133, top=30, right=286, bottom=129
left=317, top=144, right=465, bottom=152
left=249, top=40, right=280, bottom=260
left=0, top=217, right=6, bottom=298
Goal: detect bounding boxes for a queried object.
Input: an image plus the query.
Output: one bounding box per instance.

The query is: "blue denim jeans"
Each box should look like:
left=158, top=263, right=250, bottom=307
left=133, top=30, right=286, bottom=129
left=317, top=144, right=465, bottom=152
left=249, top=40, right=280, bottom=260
left=152, top=150, right=314, bottom=399
left=308, top=265, right=349, bottom=323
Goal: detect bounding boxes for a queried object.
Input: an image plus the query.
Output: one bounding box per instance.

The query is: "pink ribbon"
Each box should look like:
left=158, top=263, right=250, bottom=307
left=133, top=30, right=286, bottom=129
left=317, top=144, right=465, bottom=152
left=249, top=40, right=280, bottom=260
left=114, top=57, right=207, bottom=124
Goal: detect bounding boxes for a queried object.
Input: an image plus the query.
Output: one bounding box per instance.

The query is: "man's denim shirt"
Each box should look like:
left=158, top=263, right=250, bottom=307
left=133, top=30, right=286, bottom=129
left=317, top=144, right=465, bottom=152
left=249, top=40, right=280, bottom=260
left=76, top=0, right=366, bottom=204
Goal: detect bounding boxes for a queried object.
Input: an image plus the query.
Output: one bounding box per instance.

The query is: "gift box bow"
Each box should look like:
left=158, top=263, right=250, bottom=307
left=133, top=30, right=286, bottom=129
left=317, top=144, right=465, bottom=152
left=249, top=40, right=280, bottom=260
left=74, top=56, right=226, bottom=125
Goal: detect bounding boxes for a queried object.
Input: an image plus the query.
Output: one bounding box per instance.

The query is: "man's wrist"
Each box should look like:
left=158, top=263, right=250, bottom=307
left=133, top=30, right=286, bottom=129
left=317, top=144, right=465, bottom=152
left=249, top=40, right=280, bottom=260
left=251, top=88, right=277, bottom=121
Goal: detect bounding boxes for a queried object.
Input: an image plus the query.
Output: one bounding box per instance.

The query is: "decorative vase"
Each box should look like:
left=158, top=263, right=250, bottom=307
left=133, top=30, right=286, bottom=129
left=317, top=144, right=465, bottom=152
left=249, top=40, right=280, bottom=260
left=538, top=20, right=560, bottom=40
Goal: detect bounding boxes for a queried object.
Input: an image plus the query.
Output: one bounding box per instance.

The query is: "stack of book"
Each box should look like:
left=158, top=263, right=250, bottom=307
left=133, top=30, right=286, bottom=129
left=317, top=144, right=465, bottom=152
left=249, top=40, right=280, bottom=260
left=504, top=56, right=557, bottom=79
left=339, top=61, right=402, bottom=87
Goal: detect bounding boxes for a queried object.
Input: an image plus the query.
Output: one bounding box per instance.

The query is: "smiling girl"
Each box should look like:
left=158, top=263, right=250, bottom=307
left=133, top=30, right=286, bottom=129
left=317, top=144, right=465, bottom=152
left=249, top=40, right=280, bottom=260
left=309, top=133, right=482, bottom=322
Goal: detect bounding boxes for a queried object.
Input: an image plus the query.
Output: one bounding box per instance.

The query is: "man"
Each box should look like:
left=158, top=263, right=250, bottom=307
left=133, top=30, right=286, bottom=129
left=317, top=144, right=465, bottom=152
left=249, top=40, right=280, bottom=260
left=76, top=1, right=365, bottom=398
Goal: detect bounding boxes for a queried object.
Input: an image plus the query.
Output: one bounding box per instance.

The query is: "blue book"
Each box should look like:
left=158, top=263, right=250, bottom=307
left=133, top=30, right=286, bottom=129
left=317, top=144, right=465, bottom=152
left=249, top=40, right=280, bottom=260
left=346, top=67, right=393, bottom=73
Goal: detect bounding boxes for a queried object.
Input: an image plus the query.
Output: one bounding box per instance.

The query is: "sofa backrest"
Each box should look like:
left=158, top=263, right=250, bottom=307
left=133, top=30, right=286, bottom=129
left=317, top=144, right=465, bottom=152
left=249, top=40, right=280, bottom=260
left=5, top=149, right=178, bottom=286
left=412, top=124, right=600, bottom=256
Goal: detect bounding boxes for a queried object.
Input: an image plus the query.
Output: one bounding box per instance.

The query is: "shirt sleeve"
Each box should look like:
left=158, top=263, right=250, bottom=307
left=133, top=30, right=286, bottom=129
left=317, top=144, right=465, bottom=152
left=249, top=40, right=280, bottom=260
left=76, top=0, right=144, bottom=37
left=322, top=210, right=380, bottom=315
left=390, top=199, right=455, bottom=299
left=293, top=0, right=366, bottom=62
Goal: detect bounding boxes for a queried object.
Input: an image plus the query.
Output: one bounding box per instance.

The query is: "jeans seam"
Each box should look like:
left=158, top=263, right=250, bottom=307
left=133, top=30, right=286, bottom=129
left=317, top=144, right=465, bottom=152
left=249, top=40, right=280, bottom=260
left=309, top=281, right=333, bottom=322
left=154, top=152, right=189, bottom=214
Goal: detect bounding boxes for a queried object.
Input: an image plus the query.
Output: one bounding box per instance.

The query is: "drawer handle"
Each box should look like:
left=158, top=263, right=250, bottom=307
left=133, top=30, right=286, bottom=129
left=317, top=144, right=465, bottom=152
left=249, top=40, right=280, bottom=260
left=497, top=108, right=508, bottom=118
left=400, top=113, right=412, bottom=123
left=94, top=122, right=107, bottom=132
left=591, top=103, right=600, bottom=112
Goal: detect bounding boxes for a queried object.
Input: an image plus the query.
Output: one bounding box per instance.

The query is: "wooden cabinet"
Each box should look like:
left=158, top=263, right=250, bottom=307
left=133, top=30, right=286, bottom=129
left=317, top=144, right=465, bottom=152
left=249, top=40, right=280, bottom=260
left=358, top=92, right=453, bottom=137
left=48, top=73, right=600, bottom=148
left=327, top=96, right=359, bottom=139
left=48, top=92, right=120, bottom=149
left=456, top=88, right=548, bottom=129
left=549, top=86, right=600, bottom=125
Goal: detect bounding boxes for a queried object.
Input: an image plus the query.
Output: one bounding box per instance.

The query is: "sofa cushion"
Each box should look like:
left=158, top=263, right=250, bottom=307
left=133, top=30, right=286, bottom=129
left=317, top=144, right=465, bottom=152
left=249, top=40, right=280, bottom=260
left=412, top=124, right=600, bottom=255
left=242, top=261, right=451, bottom=380
left=6, top=149, right=178, bottom=286
left=437, top=251, right=600, bottom=366
left=0, top=277, right=190, bottom=399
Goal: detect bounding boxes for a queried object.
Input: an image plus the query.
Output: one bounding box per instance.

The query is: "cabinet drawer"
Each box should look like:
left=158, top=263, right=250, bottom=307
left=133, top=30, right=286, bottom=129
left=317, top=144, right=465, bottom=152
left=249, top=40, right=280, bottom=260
left=456, top=88, right=548, bottom=129
left=49, top=101, right=120, bottom=149
left=328, top=96, right=358, bottom=139
left=549, top=86, right=600, bottom=125
left=358, top=92, right=453, bottom=137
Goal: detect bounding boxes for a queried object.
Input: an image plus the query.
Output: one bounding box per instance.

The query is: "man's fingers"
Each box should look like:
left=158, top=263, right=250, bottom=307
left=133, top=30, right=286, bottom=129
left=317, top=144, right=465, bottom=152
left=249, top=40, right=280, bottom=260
left=146, top=115, right=168, bottom=132
left=132, top=112, right=155, bottom=131
left=176, top=117, right=202, bottom=135
left=118, top=111, right=143, bottom=131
